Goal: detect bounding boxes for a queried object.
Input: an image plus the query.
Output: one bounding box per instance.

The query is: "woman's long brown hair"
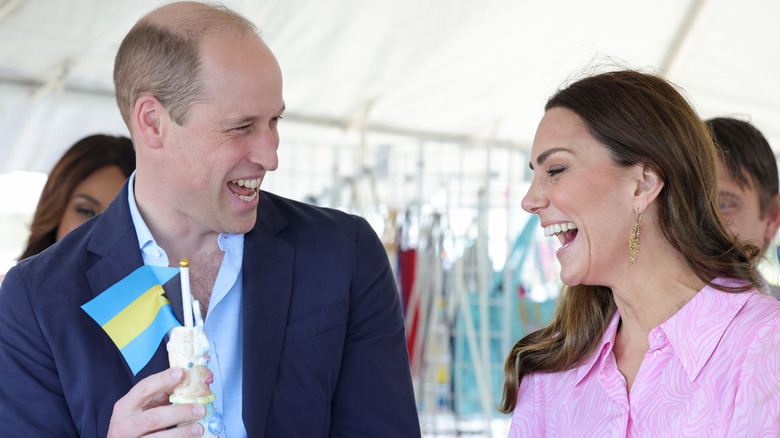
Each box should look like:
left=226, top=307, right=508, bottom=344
left=499, top=70, right=760, bottom=413
left=20, top=134, right=135, bottom=260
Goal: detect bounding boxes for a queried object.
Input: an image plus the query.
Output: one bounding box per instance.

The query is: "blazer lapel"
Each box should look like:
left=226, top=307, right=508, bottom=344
left=162, top=275, right=184, bottom=325
left=83, top=181, right=170, bottom=384
left=241, top=192, right=294, bottom=433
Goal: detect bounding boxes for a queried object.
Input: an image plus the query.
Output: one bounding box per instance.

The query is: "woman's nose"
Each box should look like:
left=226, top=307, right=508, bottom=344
left=521, top=180, right=548, bottom=214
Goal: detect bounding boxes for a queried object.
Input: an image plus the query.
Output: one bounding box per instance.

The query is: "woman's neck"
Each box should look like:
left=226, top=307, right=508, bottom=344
left=609, top=243, right=704, bottom=392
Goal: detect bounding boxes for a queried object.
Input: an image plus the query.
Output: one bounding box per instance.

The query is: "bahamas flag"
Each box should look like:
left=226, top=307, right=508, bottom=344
left=81, top=265, right=182, bottom=375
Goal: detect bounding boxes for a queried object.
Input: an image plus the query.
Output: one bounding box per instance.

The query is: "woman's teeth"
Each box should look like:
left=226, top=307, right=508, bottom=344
left=543, top=222, right=577, bottom=237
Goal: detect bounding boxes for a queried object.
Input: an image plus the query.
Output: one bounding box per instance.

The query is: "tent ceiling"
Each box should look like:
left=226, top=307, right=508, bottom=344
left=1, top=0, right=779, bottom=174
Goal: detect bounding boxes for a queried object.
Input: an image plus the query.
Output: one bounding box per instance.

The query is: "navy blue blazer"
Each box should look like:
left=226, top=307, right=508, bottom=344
left=0, top=182, right=420, bottom=437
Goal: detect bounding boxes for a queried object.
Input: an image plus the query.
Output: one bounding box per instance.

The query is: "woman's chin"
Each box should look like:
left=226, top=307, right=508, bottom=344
left=559, top=269, right=583, bottom=287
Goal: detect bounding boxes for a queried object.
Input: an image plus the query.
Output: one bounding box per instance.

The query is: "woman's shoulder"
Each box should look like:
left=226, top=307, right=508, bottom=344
left=718, top=289, right=780, bottom=356
left=733, top=288, right=780, bottom=325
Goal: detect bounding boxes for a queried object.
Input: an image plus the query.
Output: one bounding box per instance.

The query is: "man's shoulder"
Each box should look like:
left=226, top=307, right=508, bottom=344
left=259, top=191, right=359, bottom=227
left=8, top=202, right=135, bottom=289
left=9, top=219, right=98, bottom=285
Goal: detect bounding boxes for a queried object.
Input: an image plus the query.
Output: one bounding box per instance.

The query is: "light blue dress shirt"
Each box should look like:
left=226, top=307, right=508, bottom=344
left=127, top=173, right=246, bottom=437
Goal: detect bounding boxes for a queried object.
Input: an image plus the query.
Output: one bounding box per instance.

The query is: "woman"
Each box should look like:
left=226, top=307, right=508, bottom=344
left=502, top=70, right=780, bottom=436
left=19, top=134, right=135, bottom=260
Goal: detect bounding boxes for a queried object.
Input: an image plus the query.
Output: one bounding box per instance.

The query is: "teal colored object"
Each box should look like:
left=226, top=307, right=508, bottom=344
left=451, top=215, right=558, bottom=416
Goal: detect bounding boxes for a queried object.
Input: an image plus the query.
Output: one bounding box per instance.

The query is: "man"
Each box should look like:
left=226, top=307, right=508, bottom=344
left=0, top=2, right=421, bottom=436
left=707, top=117, right=780, bottom=298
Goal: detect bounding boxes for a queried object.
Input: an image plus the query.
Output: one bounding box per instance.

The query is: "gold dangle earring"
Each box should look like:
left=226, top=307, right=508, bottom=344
left=628, top=211, right=641, bottom=264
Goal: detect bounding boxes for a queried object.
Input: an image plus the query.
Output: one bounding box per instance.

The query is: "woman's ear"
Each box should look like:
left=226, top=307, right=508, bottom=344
left=132, top=96, right=167, bottom=150
left=632, top=164, right=664, bottom=214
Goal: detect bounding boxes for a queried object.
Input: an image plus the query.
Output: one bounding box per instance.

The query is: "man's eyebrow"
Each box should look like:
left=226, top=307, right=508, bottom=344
left=528, top=147, right=570, bottom=170
left=223, top=116, right=257, bottom=127
left=223, top=105, right=286, bottom=127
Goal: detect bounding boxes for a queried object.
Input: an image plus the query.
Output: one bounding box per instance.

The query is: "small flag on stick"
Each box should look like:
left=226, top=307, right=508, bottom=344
left=81, top=265, right=182, bottom=375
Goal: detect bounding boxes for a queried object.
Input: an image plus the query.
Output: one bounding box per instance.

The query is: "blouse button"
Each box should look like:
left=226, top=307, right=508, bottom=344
left=653, top=349, right=661, bottom=358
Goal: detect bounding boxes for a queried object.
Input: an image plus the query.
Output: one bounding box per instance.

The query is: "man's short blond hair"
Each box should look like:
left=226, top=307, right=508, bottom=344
left=113, top=2, right=259, bottom=128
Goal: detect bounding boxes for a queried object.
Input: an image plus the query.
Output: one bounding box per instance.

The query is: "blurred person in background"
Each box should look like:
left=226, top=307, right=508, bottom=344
left=706, top=116, right=780, bottom=298
left=19, top=134, right=135, bottom=260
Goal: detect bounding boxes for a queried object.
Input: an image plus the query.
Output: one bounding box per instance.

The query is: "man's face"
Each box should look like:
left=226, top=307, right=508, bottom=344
left=159, top=32, right=284, bottom=236
left=717, top=160, right=771, bottom=249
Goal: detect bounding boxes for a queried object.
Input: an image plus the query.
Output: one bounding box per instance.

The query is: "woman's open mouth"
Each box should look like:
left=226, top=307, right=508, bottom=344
left=544, top=222, right=578, bottom=250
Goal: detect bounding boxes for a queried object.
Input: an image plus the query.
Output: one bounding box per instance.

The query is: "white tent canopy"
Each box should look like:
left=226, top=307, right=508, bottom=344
left=3, top=2, right=780, bottom=430
left=2, top=0, right=779, bottom=177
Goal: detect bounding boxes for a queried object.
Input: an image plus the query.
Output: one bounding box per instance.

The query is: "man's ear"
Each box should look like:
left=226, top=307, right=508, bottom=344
left=132, top=96, right=167, bottom=149
left=632, top=164, right=664, bottom=214
left=763, top=193, right=780, bottom=243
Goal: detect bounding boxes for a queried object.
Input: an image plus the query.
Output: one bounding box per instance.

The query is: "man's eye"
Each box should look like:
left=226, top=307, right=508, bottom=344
left=719, top=199, right=737, bottom=211
left=232, top=124, right=251, bottom=133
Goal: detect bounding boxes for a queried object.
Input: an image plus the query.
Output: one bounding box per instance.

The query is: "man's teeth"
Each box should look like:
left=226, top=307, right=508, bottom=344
left=233, top=178, right=262, bottom=189
left=543, top=222, right=577, bottom=237
left=231, top=178, right=262, bottom=202
left=236, top=192, right=256, bottom=202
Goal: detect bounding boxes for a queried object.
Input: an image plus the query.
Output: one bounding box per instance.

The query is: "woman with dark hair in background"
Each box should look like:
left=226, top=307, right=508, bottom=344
left=20, top=134, right=135, bottom=260
left=502, top=70, right=780, bottom=436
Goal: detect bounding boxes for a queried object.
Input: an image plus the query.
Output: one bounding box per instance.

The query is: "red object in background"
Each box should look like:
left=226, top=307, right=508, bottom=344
left=398, top=249, right=418, bottom=367
left=398, top=249, right=416, bottom=311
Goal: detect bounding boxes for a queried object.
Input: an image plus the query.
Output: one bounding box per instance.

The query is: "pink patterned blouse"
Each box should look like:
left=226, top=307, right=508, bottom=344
left=509, top=280, right=780, bottom=437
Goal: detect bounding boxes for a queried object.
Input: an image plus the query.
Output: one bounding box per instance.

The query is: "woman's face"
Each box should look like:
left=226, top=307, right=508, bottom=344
left=521, top=107, right=638, bottom=286
left=56, top=165, right=127, bottom=241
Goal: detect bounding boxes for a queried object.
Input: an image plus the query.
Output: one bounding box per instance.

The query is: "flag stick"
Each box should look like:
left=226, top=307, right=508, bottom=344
left=180, top=259, right=193, bottom=328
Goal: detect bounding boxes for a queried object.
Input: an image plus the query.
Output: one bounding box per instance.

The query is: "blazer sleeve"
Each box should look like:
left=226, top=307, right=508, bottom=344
left=329, top=217, right=421, bottom=437
left=0, top=265, right=79, bottom=436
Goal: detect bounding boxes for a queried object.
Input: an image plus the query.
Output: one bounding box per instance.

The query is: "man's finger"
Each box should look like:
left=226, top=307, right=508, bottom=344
left=110, top=368, right=187, bottom=436
left=124, top=403, right=206, bottom=436
left=116, top=368, right=184, bottom=413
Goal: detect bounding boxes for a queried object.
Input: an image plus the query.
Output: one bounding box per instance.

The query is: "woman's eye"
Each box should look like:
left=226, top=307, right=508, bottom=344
left=547, top=166, right=565, bottom=177
left=76, top=206, right=97, bottom=218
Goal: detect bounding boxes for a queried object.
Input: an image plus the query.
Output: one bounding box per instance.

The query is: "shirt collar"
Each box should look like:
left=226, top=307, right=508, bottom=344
left=127, top=172, right=157, bottom=252
left=660, top=278, right=752, bottom=382
left=127, top=171, right=243, bottom=266
left=575, top=309, right=620, bottom=386
left=574, top=278, right=753, bottom=386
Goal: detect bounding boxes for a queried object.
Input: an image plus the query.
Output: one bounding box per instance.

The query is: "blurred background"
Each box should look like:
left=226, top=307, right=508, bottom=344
left=2, top=0, right=780, bottom=436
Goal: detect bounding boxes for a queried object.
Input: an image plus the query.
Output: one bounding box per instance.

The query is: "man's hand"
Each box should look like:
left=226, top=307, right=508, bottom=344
left=107, top=368, right=206, bottom=437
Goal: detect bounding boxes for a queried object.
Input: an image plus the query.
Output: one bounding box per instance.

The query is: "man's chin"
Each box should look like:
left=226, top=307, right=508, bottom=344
left=223, top=212, right=258, bottom=235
